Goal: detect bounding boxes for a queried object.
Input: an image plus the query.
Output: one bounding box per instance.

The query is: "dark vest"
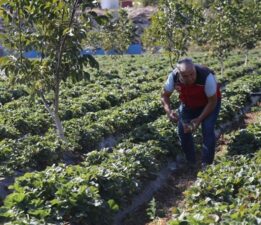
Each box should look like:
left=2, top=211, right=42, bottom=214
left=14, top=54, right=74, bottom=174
left=173, top=65, right=221, bottom=109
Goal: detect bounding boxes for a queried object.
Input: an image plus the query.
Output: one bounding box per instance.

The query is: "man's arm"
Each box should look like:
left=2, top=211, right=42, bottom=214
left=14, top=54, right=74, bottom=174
left=191, top=73, right=218, bottom=129
left=161, top=90, right=178, bottom=122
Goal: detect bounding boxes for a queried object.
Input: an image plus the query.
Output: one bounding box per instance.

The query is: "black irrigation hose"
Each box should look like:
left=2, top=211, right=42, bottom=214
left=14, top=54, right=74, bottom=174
left=250, top=92, right=261, bottom=96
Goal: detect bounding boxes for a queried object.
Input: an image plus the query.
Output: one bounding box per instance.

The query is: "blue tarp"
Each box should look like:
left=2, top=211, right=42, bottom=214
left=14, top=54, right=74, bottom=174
left=94, top=48, right=105, bottom=55
left=81, top=49, right=93, bottom=55
left=127, top=44, right=142, bottom=54
left=23, top=50, right=41, bottom=58
left=22, top=44, right=143, bottom=58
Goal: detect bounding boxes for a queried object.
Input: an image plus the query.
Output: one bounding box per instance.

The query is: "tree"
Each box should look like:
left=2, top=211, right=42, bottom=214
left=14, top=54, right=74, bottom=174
left=142, top=0, right=203, bottom=68
left=102, top=9, right=133, bottom=55
left=197, top=0, right=237, bottom=76
left=235, top=0, right=261, bottom=66
left=84, top=9, right=133, bottom=55
left=0, top=0, right=105, bottom=140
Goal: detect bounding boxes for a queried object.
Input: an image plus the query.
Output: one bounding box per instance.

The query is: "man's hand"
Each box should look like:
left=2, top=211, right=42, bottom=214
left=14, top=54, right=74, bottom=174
left=191, top=118, right=200, bottom=130
left=168, top=110, right=179, bottom=123
left=183, top=118, right=200, bottom=133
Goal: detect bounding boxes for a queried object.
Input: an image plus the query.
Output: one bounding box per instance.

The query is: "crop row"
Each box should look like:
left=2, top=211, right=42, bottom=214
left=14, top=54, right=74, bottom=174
left=1, top=56, right=260, bottom=144
left=0, top=49, right=257, bottom=108
left=0, top=63, right=260, bottom=177
left=0, top=113, right=180, bottom=224
left=0, top=90, right=177, bottom=176
left=169, top=122, right=261, bottom=225
left=1, top=47, right=258, bottom=111
left=0, top=73, right=260, bottom=224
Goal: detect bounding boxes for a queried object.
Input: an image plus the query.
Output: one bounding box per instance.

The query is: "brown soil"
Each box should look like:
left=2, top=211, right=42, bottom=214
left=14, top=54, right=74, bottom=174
left=243, top=103, right=261, bottom=124
left=123, top=166, right=199, bottom=225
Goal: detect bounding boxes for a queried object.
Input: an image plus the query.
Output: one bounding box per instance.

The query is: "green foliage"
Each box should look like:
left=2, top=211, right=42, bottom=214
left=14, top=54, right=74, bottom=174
left=147, top=197, right=157, bottom=220
left=102, top=9, right=134, bottom=54
left=169, top=150, right=261, bottom=225
left=142, top=0, right=203, bottom=67
left=234, top=0, right=261, bottom=65
left=0, top=164, right=111, bottom=224
left=197, top=0, right=239, bottom=76
left=0, top=0, right=103, bottom=139
left=0, top=134, right=66, bottom=176
left=0, top=0, right=100, bottom=86
left=85, top=9, right=134, bottom=55
left=0, top=51, right=260, bottom=176
left=0, top=51, right=260, bottom=224
left=0, top=140, right=170, bottom=224
left=228, top=124, right=261, bottom=156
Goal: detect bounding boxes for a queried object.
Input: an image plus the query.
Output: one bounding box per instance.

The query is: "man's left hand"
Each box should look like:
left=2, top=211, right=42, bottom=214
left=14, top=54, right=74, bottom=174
left=190, top=118, right=200, bottom=131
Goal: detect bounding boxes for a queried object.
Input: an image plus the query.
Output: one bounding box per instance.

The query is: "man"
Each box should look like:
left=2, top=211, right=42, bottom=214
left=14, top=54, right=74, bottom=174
left=161, top=58, right=221, bottom=169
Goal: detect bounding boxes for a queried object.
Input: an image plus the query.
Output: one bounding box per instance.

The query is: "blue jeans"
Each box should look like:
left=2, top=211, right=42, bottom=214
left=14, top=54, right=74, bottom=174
left=177, top=99, right=221, bottom=165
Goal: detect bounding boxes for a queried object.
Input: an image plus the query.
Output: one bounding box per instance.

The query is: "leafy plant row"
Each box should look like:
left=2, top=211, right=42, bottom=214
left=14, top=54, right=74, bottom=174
left=0, top=66, right=260, bottom=177
left=58, top=55, right=261, bottom=120
left=1, top=55, right=260, bottom=144
left=218, top=68, right=261, bottom=124
left=227, top=123, right=261, bottom=156
left=0, top=48, right=255, bottom=108
left=0, top=90, right=176, bottom=176
left=169, top=122, right=261, bottom=225
left=0, top=74, right=260, bottom=224
left=0, top=86, right=27, bottom=106
left=0, top=114, right=181, bottom=224
left=0, top=48, right=258, bottom=107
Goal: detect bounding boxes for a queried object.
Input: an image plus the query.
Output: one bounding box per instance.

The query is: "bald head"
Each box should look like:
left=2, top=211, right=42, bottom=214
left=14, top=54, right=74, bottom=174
left=176, top=58, right=196, bottom=85
left=176, top=58, right=195, bottom=72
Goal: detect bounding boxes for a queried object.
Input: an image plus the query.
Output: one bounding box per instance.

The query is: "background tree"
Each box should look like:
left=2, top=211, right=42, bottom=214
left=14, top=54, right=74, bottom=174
left=142, top=0, right=203, bottom=68
left=235, top=0, right=261, bottom=66
left=84, top=9, right=133, bottom=55
left=101, top=9, right=133, bottom=55
left=0, top=0, right=105, bottom=140
left=196, top=0, right=237, bottom=76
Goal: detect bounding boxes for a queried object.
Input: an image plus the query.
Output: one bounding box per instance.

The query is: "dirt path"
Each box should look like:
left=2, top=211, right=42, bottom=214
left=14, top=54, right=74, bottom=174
left=123, top=166, right=199, bottom=225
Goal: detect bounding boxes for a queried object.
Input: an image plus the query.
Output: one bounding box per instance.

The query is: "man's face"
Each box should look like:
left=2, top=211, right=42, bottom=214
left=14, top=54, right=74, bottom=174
left=180, top=67, right=196, bottom=85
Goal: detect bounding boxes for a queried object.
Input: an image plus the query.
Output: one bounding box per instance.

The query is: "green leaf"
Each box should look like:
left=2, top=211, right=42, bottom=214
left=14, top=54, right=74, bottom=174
left=107, top=199, right=119, bottom=212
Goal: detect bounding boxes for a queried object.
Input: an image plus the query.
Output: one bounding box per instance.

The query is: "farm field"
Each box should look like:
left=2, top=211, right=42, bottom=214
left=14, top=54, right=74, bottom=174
left=0, top=48, right=260, bottom=225
left=126, top=104, right=261, bottom=225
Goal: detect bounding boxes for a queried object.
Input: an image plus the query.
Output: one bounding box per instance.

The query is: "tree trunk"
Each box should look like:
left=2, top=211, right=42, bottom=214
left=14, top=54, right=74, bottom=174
left=54, top=111, right=65, bottom=140
left=54, top=79, right=65, bottom=140
left=50, top=0, right=79, bottom=140
left=39, top=90, right=65, bottom=140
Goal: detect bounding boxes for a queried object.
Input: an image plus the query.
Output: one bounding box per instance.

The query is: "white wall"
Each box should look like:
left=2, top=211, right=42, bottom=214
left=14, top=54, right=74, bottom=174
left=100, top=0, right=119, bottom=9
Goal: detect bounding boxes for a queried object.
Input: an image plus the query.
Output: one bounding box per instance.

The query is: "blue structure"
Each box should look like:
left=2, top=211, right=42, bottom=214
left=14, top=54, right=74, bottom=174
left=127, top=44, right=142, bottom=54
left=81, top=49, right=93, bottom=55
left=94, top=48, right=105, bottom=55
left=23, top=50, right=41, bottom=58
left=21, top=44, right=143, bottom=58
